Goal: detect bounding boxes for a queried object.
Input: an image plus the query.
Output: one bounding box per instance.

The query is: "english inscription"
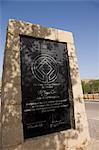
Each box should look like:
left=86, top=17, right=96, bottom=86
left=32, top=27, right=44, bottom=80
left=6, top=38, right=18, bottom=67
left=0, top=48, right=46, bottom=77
left=20, top=36, right=71, bottom=139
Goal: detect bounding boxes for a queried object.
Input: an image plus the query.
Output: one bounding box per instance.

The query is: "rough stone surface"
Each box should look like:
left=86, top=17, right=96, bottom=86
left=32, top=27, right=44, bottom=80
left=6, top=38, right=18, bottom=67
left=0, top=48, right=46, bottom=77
left=1, top=19, right=90, bottom=150
left=1, top=82, right=22, bottom=105
left=1, top=104, right=23, bottom=148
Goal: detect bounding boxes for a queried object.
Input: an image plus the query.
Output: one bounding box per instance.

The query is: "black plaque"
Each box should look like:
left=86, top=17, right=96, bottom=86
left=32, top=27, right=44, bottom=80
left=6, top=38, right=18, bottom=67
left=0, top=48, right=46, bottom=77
left=20, top=36, right=73, bottom=139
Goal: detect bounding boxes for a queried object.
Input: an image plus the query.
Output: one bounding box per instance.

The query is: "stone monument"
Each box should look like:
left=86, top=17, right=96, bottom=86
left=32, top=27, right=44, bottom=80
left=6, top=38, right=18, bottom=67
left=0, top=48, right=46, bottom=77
left=1, top=19, right=90, bottom=150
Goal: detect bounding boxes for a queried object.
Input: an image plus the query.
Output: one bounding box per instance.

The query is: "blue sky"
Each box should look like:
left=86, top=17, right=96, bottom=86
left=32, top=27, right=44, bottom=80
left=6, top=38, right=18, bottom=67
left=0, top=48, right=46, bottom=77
left=0, top=0, right=99, bottom=79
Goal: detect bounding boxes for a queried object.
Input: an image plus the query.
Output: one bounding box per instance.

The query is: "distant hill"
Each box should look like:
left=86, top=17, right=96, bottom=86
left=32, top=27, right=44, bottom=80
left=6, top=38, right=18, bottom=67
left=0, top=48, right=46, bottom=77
left=82, top=79, right=98, bottom=82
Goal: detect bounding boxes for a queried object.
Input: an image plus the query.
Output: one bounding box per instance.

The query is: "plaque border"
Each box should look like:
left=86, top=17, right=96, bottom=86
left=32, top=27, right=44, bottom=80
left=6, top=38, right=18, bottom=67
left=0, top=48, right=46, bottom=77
left=20, top=35, right=74, bottom=139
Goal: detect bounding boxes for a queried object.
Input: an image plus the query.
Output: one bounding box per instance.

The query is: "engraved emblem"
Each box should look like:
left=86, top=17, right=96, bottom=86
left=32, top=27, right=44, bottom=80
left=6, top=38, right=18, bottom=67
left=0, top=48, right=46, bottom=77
left=31, top=54, right=58, bottom=83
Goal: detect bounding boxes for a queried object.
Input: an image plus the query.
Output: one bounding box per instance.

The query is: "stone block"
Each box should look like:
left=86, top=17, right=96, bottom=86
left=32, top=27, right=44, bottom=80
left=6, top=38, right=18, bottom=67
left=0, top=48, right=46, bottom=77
left=1, top=82, right=22, bottom=105
left=2, top=46, right=21, bottom=84
left=1, top=19, right=90, bottom=150
left=1, top=104, right=23, bottom=148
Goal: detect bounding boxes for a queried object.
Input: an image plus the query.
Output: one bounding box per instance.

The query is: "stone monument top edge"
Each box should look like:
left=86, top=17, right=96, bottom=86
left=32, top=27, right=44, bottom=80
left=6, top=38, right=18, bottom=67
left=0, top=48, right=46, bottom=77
left=8, top=18, right=74, bottom=43
left=8, top=18, right=73, bottom=33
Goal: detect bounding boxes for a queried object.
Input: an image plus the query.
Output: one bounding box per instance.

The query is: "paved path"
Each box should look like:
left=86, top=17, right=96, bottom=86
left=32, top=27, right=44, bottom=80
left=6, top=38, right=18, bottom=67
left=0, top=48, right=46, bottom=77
left=85, top=100, right=99, bottom=150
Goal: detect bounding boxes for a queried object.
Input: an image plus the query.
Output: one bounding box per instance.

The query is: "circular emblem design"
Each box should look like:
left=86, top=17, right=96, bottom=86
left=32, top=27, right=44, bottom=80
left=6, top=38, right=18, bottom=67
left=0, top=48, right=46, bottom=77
left=31, top=54, right=58, bottom=83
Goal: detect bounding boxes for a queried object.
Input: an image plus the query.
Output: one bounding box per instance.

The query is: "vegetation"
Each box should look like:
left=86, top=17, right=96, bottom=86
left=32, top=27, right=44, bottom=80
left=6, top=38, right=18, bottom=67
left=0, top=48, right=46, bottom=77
left=81, top=80, right=99, bottom=94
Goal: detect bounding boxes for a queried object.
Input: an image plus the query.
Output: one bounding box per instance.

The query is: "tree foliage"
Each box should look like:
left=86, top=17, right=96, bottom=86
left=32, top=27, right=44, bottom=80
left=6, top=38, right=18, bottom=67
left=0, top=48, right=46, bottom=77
left=81, top=80, right=99, bottom=94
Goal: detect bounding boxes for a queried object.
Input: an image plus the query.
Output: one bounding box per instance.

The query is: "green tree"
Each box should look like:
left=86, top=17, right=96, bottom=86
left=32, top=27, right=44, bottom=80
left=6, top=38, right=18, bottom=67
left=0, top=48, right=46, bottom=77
left=81, top=80, right=99, bottom=94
